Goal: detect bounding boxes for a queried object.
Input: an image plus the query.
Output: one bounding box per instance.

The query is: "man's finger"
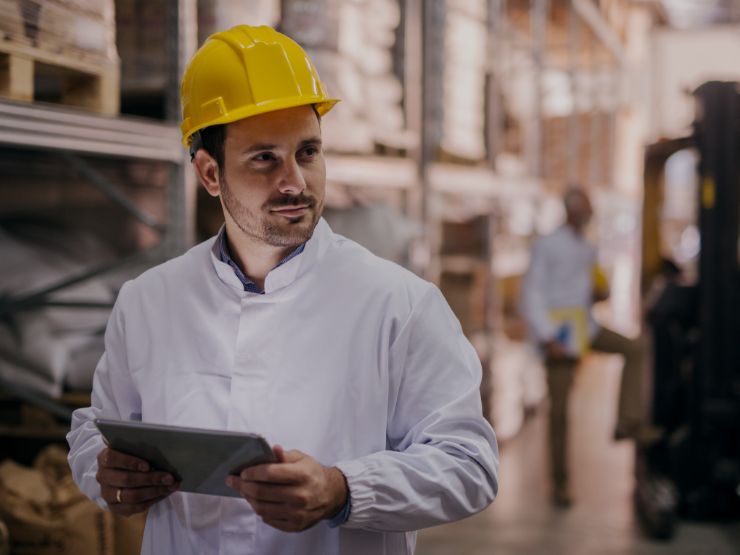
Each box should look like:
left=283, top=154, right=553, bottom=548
left=98, top=448, right=149, bottom=472
left=280, top=449, right=305, bottom=464
left=240, top=462, right=304, bottom=484
left=245, top=496, right=311, bottom=531
left=102, top=484, right=178, bottom=505
left=225, top=475, right=293, bottom=501
left=231, top=479, right=308, bottom=505
left=244, top=496, right=289, bottom=519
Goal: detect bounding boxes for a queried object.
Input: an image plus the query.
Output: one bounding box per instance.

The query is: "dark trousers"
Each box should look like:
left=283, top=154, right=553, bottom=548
left=546, top=327, right=647, bottom=489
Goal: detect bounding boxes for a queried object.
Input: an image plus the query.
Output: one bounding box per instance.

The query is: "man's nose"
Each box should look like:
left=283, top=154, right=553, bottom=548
left=277, top=160, right=307, bottom=196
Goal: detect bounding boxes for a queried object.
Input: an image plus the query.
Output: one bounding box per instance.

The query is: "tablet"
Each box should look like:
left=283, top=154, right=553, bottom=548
left=95, top=419, right=276, bottom=498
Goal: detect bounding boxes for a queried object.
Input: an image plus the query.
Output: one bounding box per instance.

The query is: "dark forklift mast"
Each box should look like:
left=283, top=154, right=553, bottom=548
left=637, top=81, right=740, bottom=540
left=693, top=82, right=740, bottom=412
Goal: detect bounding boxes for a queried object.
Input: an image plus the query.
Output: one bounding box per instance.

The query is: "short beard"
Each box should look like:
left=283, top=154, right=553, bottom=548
left=219, top=174, right=320, bottom=248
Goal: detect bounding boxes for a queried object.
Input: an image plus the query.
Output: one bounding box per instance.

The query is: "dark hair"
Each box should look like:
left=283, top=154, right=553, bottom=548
left=193, top=105, right=321, bottom=167
left=199, top=124, right=227, bottom=168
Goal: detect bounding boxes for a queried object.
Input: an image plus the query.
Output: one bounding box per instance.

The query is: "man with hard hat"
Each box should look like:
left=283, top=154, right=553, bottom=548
left=67, top=25, right=498, bottom=554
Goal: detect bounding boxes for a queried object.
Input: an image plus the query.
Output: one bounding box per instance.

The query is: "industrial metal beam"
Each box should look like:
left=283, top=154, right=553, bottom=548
left=573, top=0, right=626, bottom=65
left=0, top=248, right=158, bottom=318
left=62, top=153, right=167, bottom=233
left=0, top=373, right=73, bottom=420
left=0, top=99, right=182, bottom=162
left=164, top=0, right=198, bottom=254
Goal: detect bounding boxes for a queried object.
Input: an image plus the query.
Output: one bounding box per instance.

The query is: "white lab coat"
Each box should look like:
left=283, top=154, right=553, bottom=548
left=67, top=218, right=499, bottom=555
left=521, top=225, right=599, bottom=343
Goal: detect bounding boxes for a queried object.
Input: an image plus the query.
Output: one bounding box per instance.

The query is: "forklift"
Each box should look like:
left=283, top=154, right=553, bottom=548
left=637, top=81, right=740, bottom=539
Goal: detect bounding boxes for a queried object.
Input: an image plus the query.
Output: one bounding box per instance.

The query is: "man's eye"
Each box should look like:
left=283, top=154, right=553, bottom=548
left=253, top=152, right=275, bottom=163
left=300, top=146, right=319, bottom=158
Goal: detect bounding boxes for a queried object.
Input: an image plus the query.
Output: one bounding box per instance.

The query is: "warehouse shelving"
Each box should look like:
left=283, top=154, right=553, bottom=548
left=0, top=1, right=197, bottom=434
left=0, top=97, right=189, bottom=428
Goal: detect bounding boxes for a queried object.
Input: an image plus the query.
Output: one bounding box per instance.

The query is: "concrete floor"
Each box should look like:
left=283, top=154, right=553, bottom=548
left=416, top=353, right=740, bottom=555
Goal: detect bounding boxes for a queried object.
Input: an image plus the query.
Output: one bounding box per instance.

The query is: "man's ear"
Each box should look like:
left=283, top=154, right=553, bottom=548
left=192, top=150, right=220, bottom=197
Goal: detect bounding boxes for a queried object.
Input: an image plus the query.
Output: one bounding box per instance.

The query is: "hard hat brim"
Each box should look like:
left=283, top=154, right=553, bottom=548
left=181, top=96, right=340, bottom=148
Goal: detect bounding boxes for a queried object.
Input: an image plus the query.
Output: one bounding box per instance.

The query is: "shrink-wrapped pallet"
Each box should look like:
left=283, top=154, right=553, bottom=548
left=116, top=0, right=279, bottom=94
left=281, top=0, right=411, bottom=154
left=0, top=0, right=117, bottom=64
left=0, top=0, right=119, bottom=114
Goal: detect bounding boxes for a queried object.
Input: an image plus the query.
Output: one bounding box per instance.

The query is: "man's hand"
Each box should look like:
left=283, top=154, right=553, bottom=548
left=96, top=448, right=179, bottom=517
left=226, top=445, right=349, bottom=533
left=545, top=340, right=570, bottom=361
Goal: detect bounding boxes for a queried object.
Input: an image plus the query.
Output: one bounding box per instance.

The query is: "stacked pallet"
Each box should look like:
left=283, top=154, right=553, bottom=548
left=281, top=0, right=410, bottom=154
left=0, top=0, right=119, bottom=114
left=542, top=113, right=613, bottom=187
left=116, top=0, right=280, bottom=94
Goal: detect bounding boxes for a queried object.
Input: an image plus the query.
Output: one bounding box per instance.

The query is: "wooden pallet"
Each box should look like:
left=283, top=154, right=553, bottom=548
left=0, top=37, right=119, bottom=115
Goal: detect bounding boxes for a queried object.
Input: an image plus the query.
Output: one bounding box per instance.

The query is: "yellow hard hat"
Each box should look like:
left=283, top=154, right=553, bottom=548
left=180, top=25, right=339, bottom=148
left=593, top=265, right=609, bottom=296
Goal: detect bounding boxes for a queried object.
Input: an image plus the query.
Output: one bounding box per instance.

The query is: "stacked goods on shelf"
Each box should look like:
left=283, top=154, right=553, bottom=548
left=0, top=519, right=6, bottom=555
left=323, top=203, right=418, bottom=265
left=439, top=0, right=488, bottom=162
left=282, top=0, right=411, bottom=154
left=542, top=113, right=612, bottom=187
left=116, top=0, right=279, bottom=96
left=436, top=215, right=494, bottom=422
left=0, top=0, right=119, bottom=114
left=0, top=445, right=145, bottom=555
left=0, top=221, right=117, bottom=398
left=439, top=217, right=491, bottom=335
left=197, top=0, right=280, bottom=45
left=115, top=0, right=168, bottom=95
left=0, top=151, right=170, bottom=398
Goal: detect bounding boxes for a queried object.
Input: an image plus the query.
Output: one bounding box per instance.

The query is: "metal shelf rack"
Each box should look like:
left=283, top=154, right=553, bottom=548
left=0, top=0, right=197, bottom=420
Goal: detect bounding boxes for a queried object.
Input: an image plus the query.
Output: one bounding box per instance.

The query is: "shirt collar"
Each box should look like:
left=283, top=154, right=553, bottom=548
left=215, top=227, right=305, bottom=294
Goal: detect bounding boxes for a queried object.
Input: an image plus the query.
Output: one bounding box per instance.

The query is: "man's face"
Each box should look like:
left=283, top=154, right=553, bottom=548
left=218, top=105, right=325, bottom=248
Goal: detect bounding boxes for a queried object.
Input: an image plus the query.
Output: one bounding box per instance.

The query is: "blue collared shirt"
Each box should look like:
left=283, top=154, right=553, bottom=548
left=216, top=227, right=351, bottom=526
left=216, top=228, right=305, bottom=294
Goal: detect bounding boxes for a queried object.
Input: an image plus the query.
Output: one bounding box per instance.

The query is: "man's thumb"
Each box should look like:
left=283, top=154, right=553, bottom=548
left=272, top=445, right=286, bottom=463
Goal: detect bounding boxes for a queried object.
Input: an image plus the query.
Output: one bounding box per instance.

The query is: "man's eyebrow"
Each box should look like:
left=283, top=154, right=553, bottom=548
left=298, top=137, right=322, bottom=148
left=241, top=143, right=277, bottom=155
left=240, top=137, right=321, bottom=155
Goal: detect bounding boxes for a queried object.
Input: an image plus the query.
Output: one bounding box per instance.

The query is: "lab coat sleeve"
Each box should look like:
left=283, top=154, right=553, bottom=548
left=334, top=285, right=499, bottom=532
left=521, top=238, right=555, bottom=343
left=66, top=282, right=141, bottom=509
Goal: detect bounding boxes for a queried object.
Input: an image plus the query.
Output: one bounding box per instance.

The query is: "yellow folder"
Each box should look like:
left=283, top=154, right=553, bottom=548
left=549, top=307, right=590, bottom=357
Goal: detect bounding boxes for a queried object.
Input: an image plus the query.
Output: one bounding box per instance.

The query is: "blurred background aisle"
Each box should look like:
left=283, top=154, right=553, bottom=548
left=417, top=352, right=740, bottom=554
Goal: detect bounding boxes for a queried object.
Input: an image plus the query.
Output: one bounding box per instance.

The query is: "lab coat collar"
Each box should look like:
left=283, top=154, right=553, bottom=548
left=209, top=218, right=332, bottom=295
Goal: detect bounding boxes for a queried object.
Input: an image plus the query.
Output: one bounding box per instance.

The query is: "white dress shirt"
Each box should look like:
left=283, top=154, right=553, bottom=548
left=521, top=225, right=599, bottom=343
left=67, top=218, right=499, bottom=555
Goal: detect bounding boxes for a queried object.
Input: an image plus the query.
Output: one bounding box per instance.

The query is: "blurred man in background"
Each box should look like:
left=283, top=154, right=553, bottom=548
left=522, top=187, right=659, bottom=507
left=66, top=25, right=498, bottom=554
